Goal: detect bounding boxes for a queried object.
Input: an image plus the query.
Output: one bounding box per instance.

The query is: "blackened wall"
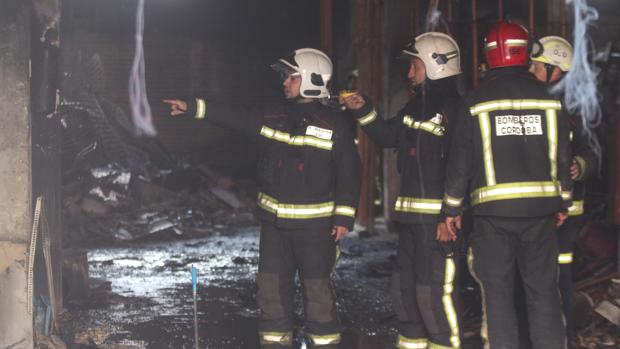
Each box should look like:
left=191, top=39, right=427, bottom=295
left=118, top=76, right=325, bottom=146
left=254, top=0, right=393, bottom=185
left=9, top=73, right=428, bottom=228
left=61, top=0, right=322, bottom=176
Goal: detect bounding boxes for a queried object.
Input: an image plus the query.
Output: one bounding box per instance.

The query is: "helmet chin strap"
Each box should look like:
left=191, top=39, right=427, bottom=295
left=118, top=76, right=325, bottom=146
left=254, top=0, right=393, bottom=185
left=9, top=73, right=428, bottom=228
left=544, top=63, right=555, bottom=84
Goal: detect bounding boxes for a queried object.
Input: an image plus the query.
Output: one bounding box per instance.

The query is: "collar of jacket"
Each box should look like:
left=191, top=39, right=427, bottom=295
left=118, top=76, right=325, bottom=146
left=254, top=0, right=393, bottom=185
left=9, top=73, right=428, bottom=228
left=484, top=66, right=533, bottom=81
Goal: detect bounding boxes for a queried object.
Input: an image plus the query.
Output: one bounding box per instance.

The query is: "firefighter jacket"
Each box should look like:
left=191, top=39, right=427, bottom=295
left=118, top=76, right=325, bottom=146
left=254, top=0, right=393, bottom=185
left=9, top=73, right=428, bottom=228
left=567, top=114, right=599, bottom=217
left=184, top=98, right=362, bottom=231
left=442, top=67, right=573, bottom=218
left=349, top=78, right=460, bottom=224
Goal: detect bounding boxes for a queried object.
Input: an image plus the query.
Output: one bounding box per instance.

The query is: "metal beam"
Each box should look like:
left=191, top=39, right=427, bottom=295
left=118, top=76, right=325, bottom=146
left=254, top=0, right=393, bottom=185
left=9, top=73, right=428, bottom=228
left=471, top=0, right=479, bottom=86
left=354, top=0, right=382, bottom=230
left=320, top=0, right=333, bottom=56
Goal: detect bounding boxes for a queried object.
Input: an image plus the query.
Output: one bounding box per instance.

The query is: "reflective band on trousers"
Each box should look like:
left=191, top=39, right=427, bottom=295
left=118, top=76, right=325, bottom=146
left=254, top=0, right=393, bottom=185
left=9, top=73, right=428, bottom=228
left=403, top=116, right=445, bottom=136
left=259, top=331, right=293, bottom=345
left=444, top=194, right=464, bottom=208
left=195, top=98, right=206, bottom=119
left=568, top=200, right=584, bottom=216
left=358, top=109, right=377, bottom=126
left=258, top=193, right=355, bottom=219
left=397, top=335, right=428, bottom=349
left=467, top=248, right=490, bottom=349
left=442, top=257, right=461, bottom=348
left=394, top=197, right=442, bottom=214
left=259, top=126, right=333, bottom=151
left=469, top=99, right=562, bottom=116
left=558, top=253, right=573, bottom=264
left=308, top=333, right=341, bottom=346
left=470, top=181, right=560, bottom=206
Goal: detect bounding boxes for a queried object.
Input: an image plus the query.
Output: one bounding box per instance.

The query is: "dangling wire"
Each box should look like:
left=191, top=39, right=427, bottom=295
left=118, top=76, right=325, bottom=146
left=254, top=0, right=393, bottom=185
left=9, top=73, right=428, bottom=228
left=551, top=0, right=602, bottom=165
left=129, top=0, right=157, bottom=137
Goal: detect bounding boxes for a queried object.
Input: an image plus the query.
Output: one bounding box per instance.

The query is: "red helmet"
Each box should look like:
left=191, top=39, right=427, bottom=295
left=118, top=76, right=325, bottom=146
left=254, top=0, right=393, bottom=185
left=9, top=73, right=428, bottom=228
left=484, top=21, right=530, bottom=69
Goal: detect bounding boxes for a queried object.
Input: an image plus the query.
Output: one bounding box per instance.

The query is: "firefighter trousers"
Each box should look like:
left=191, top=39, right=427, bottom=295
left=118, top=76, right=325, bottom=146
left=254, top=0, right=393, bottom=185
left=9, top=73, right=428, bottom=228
left=256, top=222, right=341, bottom=348
left=557, top=218, right=581, bottom=341
left=468, top=216, right=566, bottom=349
left=392, top=223, right=461, bottom=349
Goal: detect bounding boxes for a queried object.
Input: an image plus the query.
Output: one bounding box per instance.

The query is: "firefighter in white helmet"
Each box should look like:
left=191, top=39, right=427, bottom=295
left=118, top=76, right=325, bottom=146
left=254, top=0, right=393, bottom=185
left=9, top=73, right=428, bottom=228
left=342, top=32, right=462, bottom=349
left=530, top=35, right=599, bottom=345
left=164, top=48, right=361, bottom=349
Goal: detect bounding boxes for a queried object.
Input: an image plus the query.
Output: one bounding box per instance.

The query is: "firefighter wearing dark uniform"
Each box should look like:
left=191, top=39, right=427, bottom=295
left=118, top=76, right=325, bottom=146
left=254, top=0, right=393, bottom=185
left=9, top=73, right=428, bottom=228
left=343, top=32, right=462, bottom=349
left=164, top=48, right=361, bottom=348
left=440, top=22, right=573, bottom=349
left=530, top=36, right=599, bottom=343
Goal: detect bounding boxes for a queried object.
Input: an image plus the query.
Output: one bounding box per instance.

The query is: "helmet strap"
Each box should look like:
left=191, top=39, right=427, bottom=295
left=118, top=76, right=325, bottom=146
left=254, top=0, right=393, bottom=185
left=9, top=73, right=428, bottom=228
left=544, top=63, right=555, bottom=84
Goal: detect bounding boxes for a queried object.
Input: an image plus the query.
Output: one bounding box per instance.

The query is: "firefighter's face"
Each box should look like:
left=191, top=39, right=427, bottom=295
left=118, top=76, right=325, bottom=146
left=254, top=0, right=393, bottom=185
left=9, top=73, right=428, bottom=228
left=408, top=57, right=427, bottom=87
left=282, top=73, right=302, bottom=99
left=529, top=61, right=563, bottom=84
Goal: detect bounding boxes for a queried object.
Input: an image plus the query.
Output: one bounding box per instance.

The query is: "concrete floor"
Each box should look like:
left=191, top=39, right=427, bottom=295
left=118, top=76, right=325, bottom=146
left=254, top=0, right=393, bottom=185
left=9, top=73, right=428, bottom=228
left=62, top=227, right=489, bottom=349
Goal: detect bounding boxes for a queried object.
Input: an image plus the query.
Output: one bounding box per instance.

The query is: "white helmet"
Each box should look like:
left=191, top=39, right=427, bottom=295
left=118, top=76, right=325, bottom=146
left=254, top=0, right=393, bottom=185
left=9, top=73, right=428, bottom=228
left=271, top=48, right=333, bottom=98
left=531, top=36, right=573, bottom=72
left=402, top=32, right=462, bottom=80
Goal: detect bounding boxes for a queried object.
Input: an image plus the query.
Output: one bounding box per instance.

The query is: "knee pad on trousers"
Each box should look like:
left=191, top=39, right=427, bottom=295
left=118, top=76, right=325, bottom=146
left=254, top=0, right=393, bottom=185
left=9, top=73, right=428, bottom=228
left=258, top=272, right=285, bottom=319
left=304, top=278, right=335, bottom=324
left=416, top=284, right=441, bottom=335
left=392, top=272, right=409, bottom=321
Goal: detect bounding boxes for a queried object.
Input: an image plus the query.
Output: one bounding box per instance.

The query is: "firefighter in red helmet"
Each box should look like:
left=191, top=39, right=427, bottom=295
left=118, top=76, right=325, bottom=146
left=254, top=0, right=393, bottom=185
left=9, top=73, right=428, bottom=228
left=439, top=21, right=572, bottom=348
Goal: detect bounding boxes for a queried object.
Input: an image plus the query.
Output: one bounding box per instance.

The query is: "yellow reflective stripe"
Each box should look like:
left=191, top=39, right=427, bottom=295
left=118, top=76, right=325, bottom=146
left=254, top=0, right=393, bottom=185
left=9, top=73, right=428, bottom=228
left=505, top=39, right=528, bottom=46
left=569, top=130, right=574, bottom=142
left=259, top=331, right=293, bottom=345
left=358, top=109, right=378, bottom=126
left=546, top=109, right=558, bottom=180
left=568, top=200, right=584, bottom=216
left=290, top=135, right=333, bottom=150
left=470, top=99, right=562, bottom=116
left=308, top=333, right=341, bottom=345
left=442, top=257, right=461, bottom=349
left=558, top=253, right=573, bottom=264
left=257, top=192, right=278, bottom=213
left=394, top=197, right=442, bottom=214
left=561, top=191, right=572, bottom=200
left=278, top=202, right=335, bottom=219
left=471, top=181, right=560, bottom=206
left=479, top=112, right=496, bottom=186
left=468, top=248, right=490, bottom=349
left=334, top=205, right=356, bottom=217
left=444, top=194, right=464, bottom=208
left=260, top=126, right=333, bottom=150
left=257, top=193, right=336, bottom=219
left=397, top=335, right=428, bottom=349
left=403, top=116, right=445, bottom=136
left=195, top=98, right=206, bottom=119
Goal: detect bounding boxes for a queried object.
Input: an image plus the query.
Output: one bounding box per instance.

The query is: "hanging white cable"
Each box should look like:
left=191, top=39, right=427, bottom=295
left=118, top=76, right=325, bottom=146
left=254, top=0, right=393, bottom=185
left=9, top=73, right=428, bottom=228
left=129, top=0, right=157, bottom=137
left=551, top=0, right=602, bottom=163
left=27, top=196, right=44, bottom=315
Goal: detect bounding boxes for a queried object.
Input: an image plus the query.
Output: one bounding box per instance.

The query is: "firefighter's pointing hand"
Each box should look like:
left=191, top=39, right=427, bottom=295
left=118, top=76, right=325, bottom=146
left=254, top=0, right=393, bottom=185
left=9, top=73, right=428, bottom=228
left=162, top=99, right=187, bottom=116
